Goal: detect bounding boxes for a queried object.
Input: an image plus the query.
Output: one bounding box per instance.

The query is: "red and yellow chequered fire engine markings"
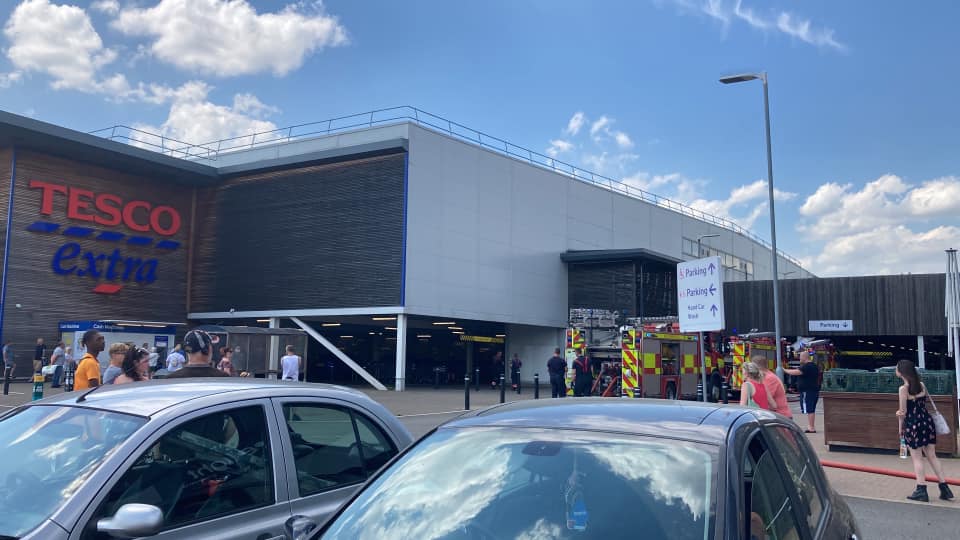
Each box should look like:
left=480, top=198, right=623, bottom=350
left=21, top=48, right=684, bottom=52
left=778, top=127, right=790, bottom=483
left=731, top=343, right=746, bottom=388
left=641, top=352, right=660, bottom=375
left=621, top=348, right=639, bottom=397
left=681, top=354, right=697, bottom=374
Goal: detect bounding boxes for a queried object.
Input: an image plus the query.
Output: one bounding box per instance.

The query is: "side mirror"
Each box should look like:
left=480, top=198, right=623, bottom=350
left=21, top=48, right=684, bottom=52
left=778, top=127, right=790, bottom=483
left=285, top=515, right=318, bottom=540
left=96, top=503, right=164, bottom=539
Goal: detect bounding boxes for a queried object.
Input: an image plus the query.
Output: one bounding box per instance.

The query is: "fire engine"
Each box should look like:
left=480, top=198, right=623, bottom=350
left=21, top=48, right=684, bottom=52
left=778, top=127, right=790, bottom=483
left=728, top=333, right=837, bottom=393
left=565, top=312, right=721, bottom=399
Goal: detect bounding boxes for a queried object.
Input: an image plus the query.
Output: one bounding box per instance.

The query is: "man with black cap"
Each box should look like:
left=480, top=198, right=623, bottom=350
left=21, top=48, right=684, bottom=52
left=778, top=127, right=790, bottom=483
left=166, top=329, right=229, bottom=379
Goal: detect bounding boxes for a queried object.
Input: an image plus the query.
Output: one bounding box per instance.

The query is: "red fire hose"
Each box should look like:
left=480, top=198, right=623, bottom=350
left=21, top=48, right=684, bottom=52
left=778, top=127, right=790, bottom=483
left=820, top=459, right=960, bottom=486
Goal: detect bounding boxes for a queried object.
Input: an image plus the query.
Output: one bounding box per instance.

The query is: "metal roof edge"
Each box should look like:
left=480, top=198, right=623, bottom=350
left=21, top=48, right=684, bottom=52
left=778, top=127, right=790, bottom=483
left=0, top=109, right=218, bottom=180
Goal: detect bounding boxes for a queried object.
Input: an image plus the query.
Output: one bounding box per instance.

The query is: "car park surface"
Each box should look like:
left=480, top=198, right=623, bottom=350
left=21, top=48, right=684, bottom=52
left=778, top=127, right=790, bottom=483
left=0, top=379, right=413, bottom=540
left=314, top=399, right=861, bottom=540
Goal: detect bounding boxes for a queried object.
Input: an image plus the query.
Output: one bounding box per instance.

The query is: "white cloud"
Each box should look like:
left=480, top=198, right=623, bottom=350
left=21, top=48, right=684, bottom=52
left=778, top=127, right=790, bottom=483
left=903, top=176, right=960, bottom=217
left=565, top=111, right=585, bottom=136
left=91, top=0, right=120, bottom=15
left=546, top=139, right=574, bottom=157
left=663, top=0, right=846, bottom=51
left=798, top=175, right=960, bottom=276
left=687, top=179, right=795, bottom=230
left=809, top=225, right=960, bottom=276
left=131, top=81, right=281, bottom=151
left=776, top=12, right=845, bottom=51
left=4, top=0, right=119, bottom=92
left=0, top=71, right=22, bottom=88
left=613, top=130, right=634, bottom=149
left=112, top=0, right=348, bottom=77
left=590, top=115, right=612, bottom=137
left=799, top=182, right=850, bottom=216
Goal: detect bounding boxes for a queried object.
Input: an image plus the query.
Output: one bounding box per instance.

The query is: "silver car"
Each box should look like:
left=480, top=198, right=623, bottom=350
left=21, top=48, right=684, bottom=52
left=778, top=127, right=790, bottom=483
left=0, top=379, right=413, bottom=540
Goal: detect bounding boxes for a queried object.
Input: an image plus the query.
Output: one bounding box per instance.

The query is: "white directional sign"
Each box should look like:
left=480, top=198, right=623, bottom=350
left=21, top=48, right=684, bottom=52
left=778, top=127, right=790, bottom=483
left=677, top=256, right=725, bottom=332
left=809, top=320, right=853, bottom=332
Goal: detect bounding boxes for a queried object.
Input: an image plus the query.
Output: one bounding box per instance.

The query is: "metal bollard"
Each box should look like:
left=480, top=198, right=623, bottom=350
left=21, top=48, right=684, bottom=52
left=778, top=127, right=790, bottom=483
left=433, top=368, right=440, bottom=389
left=697, top=381, right=704, bottom=402
left=499, top=375, right=505, bottom=404
left=32, top=373, right=44, bottom=401
left=635, top=383, right=642, bottom=398
left=474, top=368, right=480, bottom=391
left=464, top=376, right=470, bottom=410
left=64, top=365, right=75, bottom=392
left=2, top=366, right=11, bottom=395
left=516, top=373, right=521, bottom=394
left=722, top=380, right=730, bottom=404
left=534, top=373, right=540, bottom=399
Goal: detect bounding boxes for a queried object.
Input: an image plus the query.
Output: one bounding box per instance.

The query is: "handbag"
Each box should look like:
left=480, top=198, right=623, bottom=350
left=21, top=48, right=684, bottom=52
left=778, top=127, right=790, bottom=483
left=928, top=396, right=951, bottom=436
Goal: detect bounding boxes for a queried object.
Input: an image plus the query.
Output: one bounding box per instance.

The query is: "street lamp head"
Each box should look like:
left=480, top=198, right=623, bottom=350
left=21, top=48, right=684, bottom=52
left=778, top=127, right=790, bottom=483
left=719, top=73, right=762, bottom=85
left=698, top=233, right=720, bottom=240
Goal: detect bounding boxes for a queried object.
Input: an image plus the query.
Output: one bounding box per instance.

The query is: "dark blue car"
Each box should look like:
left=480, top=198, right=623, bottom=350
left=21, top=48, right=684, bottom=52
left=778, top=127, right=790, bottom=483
left=313, top=399, right=860, bottom=540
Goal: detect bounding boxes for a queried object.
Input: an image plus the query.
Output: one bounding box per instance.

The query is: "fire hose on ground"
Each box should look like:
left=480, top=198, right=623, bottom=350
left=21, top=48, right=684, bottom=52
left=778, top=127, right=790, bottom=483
left=819, top=459, right=960, bottom=486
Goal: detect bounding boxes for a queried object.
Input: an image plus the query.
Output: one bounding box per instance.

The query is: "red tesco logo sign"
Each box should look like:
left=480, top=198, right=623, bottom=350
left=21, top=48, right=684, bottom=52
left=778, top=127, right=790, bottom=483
left=29, top=181, right=182, bottom=236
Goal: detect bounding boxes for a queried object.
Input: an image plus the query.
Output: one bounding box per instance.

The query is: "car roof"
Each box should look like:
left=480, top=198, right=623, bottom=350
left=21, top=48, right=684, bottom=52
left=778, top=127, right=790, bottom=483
left=32, top=379, right=372, bottom=417
left=441, top=398, right=751, bottom=445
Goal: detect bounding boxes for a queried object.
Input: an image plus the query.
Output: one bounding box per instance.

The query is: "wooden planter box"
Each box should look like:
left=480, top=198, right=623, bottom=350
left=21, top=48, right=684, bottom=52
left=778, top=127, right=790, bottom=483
left=822, top=392, right=959, bottom=456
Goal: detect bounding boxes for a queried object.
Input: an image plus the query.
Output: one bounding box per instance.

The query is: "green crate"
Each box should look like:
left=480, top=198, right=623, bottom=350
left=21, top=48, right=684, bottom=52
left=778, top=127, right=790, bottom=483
left=823, top=371, right=852, bottom=392
left=921, top=372, right=956, bottom=396
left=848, top=372, right=880, bottom=393
left=876, top=371, right=902, bottom=394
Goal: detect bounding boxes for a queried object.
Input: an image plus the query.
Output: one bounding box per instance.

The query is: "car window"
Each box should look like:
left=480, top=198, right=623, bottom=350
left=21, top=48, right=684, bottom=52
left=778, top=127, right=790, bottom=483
left=0, top=406, right=146, bottom=539
left=768, top=425, right=825, bottom=532
left=282, top=404, right=366, bottom=496
left=745, top=434, right=802, bottom=540
left=353, top=413, right=398, bottom=472
left=82, top=405, right=273, bottom=539
left=321, top=427, right=717, bottom=540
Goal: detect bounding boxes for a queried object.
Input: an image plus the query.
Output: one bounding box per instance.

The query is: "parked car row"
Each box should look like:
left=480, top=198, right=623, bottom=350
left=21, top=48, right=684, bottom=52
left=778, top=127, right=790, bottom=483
left=0, top=380, right=859, bottom=539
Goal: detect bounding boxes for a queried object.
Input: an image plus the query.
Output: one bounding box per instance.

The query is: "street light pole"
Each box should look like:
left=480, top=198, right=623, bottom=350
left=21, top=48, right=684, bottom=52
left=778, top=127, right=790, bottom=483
left=720, top=71, right=784, bottom=378
left=697, top=233, right=720, bottom=403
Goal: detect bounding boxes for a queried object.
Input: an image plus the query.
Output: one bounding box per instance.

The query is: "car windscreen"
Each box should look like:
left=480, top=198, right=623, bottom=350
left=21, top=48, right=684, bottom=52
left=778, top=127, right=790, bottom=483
left=0, top=405, right=147, bottom=538
left=322, top=426, right=718, bottom=540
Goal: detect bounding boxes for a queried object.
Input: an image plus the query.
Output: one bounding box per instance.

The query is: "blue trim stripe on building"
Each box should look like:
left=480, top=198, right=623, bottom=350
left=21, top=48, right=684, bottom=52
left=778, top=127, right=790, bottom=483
left=63, top=226, right=95, bottom=238
left=27, top=221, right=60, bottom=233
left=127, top=236, right=153, bottom=246
left=0, top=148, right=16, bottom=345
left=97, top=231, right=125, bottom=241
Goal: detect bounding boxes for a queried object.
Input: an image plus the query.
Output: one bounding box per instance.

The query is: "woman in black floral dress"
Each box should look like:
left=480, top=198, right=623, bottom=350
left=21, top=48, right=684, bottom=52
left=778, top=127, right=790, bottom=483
left=895, top=359, right=954, bottom=502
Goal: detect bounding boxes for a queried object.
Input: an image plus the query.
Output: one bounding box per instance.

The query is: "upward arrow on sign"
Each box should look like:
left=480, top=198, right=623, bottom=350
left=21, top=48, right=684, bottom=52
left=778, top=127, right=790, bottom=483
left=708, top=262, right=716, bottom=274
left=710, top=304, right=719, bottom=316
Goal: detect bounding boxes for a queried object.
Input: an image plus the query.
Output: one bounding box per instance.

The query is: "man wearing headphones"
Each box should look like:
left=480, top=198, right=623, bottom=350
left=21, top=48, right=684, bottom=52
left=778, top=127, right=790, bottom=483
left=165, top=329, right=230, bottom=379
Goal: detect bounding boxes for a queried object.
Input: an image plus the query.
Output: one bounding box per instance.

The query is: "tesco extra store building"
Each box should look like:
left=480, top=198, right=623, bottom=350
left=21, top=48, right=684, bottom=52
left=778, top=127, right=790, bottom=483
left=0, top=107, right=808, bottom=389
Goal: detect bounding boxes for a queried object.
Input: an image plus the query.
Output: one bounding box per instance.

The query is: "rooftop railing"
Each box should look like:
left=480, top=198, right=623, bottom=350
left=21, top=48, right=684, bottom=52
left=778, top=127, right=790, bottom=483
left=89, top=105, right=802, bottom=267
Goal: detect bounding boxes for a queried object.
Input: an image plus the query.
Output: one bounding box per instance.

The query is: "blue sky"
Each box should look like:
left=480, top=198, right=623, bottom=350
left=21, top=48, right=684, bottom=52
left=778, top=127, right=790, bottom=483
left=0, top=0, right=957, bottom=276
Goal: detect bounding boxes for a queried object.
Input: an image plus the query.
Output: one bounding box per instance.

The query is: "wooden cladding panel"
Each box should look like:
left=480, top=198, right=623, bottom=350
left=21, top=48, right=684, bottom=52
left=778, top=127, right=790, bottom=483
left=1, top=149, right=191, bottom=372
left=723, top=274, right=947, bottom=336
left=823, top=392, right=958, bottom=456
left=190, top=152, right=406, bottom=313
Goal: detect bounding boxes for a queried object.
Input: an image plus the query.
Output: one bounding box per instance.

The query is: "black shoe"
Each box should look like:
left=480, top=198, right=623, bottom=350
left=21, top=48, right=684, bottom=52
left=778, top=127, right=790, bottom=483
left=939, top=482, right=955, bottom=501
left=907, top=485, right=929, bottom=502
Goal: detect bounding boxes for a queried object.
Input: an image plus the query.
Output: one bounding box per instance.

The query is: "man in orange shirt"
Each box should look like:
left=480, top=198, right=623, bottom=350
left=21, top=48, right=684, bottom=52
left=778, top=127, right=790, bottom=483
left=74, top=330, right=104, bottom=391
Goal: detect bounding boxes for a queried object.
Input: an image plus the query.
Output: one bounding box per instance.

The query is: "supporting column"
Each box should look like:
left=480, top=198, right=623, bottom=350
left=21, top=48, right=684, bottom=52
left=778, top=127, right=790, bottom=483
left=395, top=314, right=407, bottom=391
left=268, top=318, right=280, bottom=379
left=917, top=336, right=925, bottom=370
left=290, top=317, right=387, bottom=390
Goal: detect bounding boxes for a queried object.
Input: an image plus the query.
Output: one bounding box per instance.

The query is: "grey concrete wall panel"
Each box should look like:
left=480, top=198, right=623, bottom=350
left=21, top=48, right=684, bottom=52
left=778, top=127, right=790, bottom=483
left=190, top=153, right=406, bottom=313
left=506, top=323, right=565, bottom=383
left=404, top=122, right=809, bottom=328
left=723, top=274, right=946, bottom=336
